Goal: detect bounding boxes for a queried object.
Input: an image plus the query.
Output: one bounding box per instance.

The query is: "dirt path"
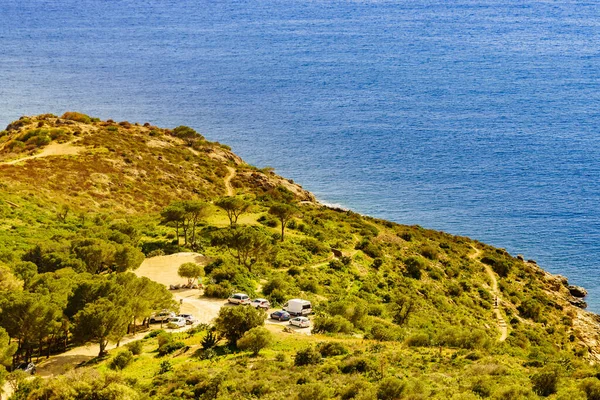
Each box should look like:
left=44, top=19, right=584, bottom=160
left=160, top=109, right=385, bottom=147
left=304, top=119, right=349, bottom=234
left=224, top=166, right=236, bottom=196
left=470, top=247, right=508, bottom=342
left=2, top=141, right=81, bottom=165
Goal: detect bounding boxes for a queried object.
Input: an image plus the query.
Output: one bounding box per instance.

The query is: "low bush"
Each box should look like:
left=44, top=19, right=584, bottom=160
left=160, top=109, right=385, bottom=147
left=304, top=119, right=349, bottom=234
left=294, top=347, right=322, bottom=366
left=531, top=365, right=560, bottom=397
left=580, top=378, right=600, bottom=400
left=158, top=341, right=185, bottom=356
left=61, top=111, right=92, bottom=124
left=126, top=340, right=143, bottom=355
left=144, top=329, right=165, bottom=339
left=405, top=332, right=430, bottom=347
left=237, top=327, right=272, bottom=356
left=377, top=376, right=406, bottom=400
left=312, top=315, right=354, bottom=334
left=203, top=283, right=233, bottom=299
left=317, top=342, right=348, bottom=357
left=109, top=350, right=133, bottom=370
left=339, top=356, right=375, bottom=374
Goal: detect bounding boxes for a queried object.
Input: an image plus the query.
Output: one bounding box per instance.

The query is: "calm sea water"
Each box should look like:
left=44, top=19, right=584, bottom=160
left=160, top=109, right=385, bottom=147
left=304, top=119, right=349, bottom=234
left=2, top=1, right=600, bottom=309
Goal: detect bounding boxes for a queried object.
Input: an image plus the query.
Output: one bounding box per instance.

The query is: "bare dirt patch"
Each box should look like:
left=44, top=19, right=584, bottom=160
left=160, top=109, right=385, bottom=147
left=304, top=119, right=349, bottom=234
left=3, top=141, right=82, bottom=165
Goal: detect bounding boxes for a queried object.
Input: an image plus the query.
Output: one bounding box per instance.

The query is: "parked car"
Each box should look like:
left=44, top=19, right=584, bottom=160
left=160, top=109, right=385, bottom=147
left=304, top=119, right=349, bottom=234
left=283, top=299, right=312, bottom=316
left=250, top=298, right=271, bottom=310
left=270, top=310, right=291, bottom=321
left=167, top=317, right=186, bottom=328
left=289, top=316, right=310, bottom=328
left=15, top=362, right=36, bottom=375
left=228, top=293, right=250, bottom=305
left=150, top=311, right=176, bottom=323
left=178, top=313, right=196, bottom=325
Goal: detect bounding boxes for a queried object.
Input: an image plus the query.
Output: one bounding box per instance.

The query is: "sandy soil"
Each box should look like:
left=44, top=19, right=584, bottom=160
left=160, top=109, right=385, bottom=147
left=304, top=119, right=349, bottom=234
left=2, top=141, right=82, bottom=165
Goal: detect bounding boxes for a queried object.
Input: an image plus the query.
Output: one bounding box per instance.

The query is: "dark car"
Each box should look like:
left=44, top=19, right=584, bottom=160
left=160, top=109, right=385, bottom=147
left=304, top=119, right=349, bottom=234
left=16, top=362, right=36, bottom=375
left=270, top=310, right=291, bottom=321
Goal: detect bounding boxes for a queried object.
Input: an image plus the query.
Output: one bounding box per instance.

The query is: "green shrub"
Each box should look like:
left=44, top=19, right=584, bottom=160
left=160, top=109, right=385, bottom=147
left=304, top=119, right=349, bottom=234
left=377, top=376, right=406, bottom=400
left=420, top=244, right=439, bottom=260
left=531, top=366, right=560, bottom=396
left=159, top=360, right=173, bottom=374
left=295, top=382, right=332, bottom=400
left=339, top=356, right=375, bottom=374
left=404, top=257, right=424, bottom=280
left=368, top=323, right=400, bottom=342
left=406, top=332, right=430, bottom=347
left=237, top=327, right=272, bottom=356
left=158, top=341, right=185, bottom=356
left=203, top=283, right=233, bottom=298
left=313, top=315, right=353, bottom=334
left=109, top=350, right=133, bottom=370
left=61, top=111, right=92, bottom=124
left=201, top=330, right=219, bottom=350
left=518, top=299, right=542, bottom=322
left=471, top=377, right=492, bottom=397
left=144, top=329, right=165, bottom=339
left=157, top=332, right=173, bottom=348
left=317, top=342, right=348, bottom=357
left=126, top=340, right=143, bottom=355
left=300, top=238, right=328, bottom=255
left=294, top=347, right=322, bottom=366
left=580, top=378, right=600, bottom=400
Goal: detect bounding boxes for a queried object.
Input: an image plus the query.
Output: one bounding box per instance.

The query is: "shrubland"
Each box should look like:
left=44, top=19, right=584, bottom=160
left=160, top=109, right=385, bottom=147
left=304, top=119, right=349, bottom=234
left=0, top=114, right=598, bottom=399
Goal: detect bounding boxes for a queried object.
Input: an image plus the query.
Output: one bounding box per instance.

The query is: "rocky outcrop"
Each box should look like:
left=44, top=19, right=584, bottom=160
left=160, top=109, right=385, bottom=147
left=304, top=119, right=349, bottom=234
left=569, top=285, right=588, bottom=298
left=570, top=298, right=588, bottom=309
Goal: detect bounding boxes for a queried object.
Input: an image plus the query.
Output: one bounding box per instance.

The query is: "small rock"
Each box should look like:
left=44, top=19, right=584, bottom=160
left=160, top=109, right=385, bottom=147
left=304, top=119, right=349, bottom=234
left=568, top=285, right=588, bottom=298
left=569, top=298, right=588, bottom=309
left=556, top=275, right=569, bottom=286
left=527, top=259, right=537, bottom=264
left=517, top=254, right=524, bottom=261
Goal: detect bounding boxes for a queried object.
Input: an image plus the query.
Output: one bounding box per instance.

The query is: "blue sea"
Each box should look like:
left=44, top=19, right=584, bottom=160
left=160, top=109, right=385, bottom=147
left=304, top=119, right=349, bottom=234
left=2, top=1, right=600, bottom=309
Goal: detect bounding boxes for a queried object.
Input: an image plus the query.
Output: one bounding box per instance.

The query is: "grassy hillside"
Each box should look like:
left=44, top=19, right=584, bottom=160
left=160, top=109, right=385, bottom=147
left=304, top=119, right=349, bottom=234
left=2, top=114, right=600, bottom=400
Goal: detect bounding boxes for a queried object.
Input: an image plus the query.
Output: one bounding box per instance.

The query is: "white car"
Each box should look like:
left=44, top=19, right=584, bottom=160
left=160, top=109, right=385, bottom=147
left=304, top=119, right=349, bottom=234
left=167, top=317, right=186, bottom=328
left=178, top=313, right=196, bottom=325
left=250, top=298, right=271, bottom=310
left=228, top=293, right=250, bottom=305
left=150, top=311, right=176, bottom=323
left=289, top=316, right=310, bottom=328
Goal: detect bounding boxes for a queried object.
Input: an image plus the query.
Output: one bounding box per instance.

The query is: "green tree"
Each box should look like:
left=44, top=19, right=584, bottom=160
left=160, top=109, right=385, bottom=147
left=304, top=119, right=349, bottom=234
left=211, top=226, right=270, bottom=271
left=215, top=197, right=250, bottom=226
left=0, top=291, right=60, bottom=363
left=268, top=203, right=297, bottom=242
left=237, top=327, right=272, bottom=356
left=12, top=261, right=37, bottom=290
left=214, top=305, right=265, bottom=344
left=160, top=203, right=186, bottom=246
left=115, top=273, right=175, bottom=333
left=72, top=298, right=130, bottom=356
left=178, top=262, right=204, bottom=285
left=71, top=238, right=116, bottom=274
left=113, top=244, right=145, bottom=273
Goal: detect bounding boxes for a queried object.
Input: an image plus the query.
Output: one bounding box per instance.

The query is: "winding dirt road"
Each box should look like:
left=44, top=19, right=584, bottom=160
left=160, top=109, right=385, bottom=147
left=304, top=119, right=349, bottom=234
left=224, top=166, right=236, bottom=196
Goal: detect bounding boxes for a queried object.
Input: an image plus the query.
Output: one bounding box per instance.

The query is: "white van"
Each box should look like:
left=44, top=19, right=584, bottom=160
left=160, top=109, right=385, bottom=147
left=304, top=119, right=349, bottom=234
left=283, top=299, right=312, bottom=316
